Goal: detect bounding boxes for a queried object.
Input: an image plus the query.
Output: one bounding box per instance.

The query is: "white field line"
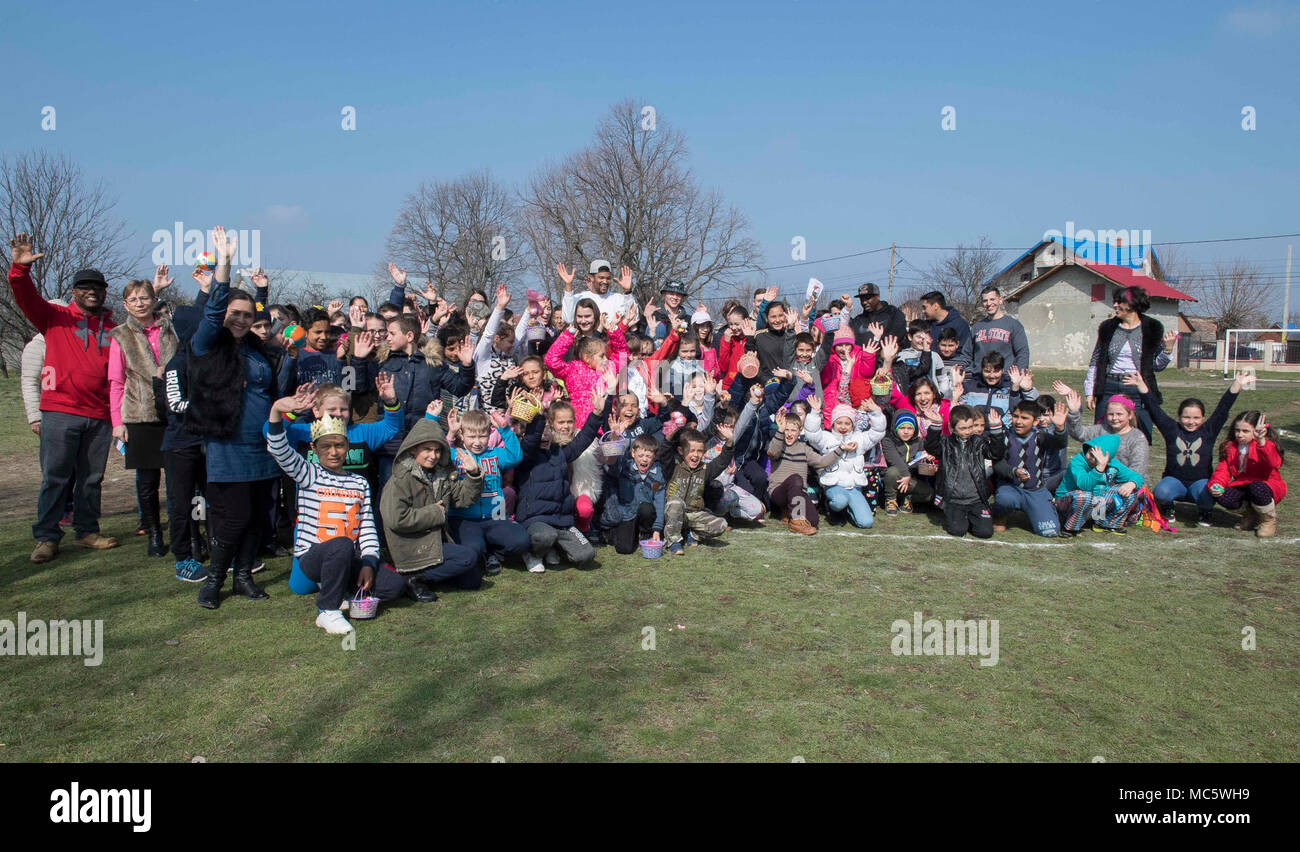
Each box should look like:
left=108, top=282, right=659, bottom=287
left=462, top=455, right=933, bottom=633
left=741, top=528, right=1300, bottom=550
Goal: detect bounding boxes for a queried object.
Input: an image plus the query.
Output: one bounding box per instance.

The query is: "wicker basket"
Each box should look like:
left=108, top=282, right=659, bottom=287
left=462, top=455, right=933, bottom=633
left=639, top=539, right=665, bottom=559
left=598, top=431, right=629, bottom=460
left=524, top=324, right=548, bottom=343
left=508, top=391, right=543, bottom=423
left=351, top=590, right=380, bottom=620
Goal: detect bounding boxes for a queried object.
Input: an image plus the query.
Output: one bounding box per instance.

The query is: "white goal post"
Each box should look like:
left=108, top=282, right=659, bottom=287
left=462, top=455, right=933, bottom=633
left=1222, top=328, right=1277, bottom=377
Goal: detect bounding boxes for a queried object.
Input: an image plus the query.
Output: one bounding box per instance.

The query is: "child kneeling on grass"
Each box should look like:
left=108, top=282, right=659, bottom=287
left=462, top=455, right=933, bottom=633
left=446, top=408, right=531, bottom=575
left=602, top=433, right=668, bottom=554
left=662, top=424, right=735, bottom=555
left=801, top=395, right=886, bottom=528
left=881, top=410, right=937, bottom=516
left=767, top=412, right=839, bottom=535
left=924, top=404, right=1005, bottom=539
left=1209, top=410, right=1285, bottom=538
left=991, top=399, right=1069, bottom=537
left=1053, top=433, right=1143, bottom=537
left=380, top=416, right=485, bottom=603
left=514, top=387, right=610, bottom=571
left=267, top=384, right=408, bottom=635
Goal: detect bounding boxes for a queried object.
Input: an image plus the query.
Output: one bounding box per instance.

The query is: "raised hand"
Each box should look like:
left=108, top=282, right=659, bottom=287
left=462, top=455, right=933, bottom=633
left=556, top=262, right=576, bottom=291
left=327, top=298, right=344, bottom=315
left=1051, top=379, right=1073, bottom=397
left=495, top=282, right=510, bottom=311
left=986, top=408, right=1001, bottom=429
left=1092, top=447, right=1111, bottom=470
left=800, top=298, right=814, bottom=319
left=456, top=449, right=479, bottom=476
left=490, top=409, right=510, bottom=430
left=807, top=394, right=822, bottom=412
left=740, top=317, right=757, bottom=337
left=860, top=395, right=881, bottom=413
left=621, top=300, right=639, bottom=328
left=863, top=337, right=881, bottom=355
left=618, top=265, right=634, bottom=292
left=764, top=285, right=779, bottom=303
left=446, top=407, right=461, bottom=438
left=251, top=267, right=269, bottom=290
left=352, top=330, right=375, bottom=359
left=794, top=370, right=813, bottom=386
left=1230, top=371, right=1246, bottom=393
left=748, top=383, right=763, bottom=406
left=867, top=321, right=884, bottom=340
left=153, top=265, right=173, bottom=293
left=388, top=262, right=407, bottom=287
left=273, top=382, right=317, bottom=415
left=374, top=370, right=396, bottom=405
left=425, top=399, right=443, bottom=419
left=950, top=364, right=966, bottom=389
left=1020, top=369, right=1034, bottom=390
left=880, top=335, right=899, bottom=363
left=704, top=374, right=718, bottom=395
left=499, top=364, right=523, bottom=383
left=457, top=339, right=474, bottom=367
left=649, top=387, right=670, bottom=407
left=9, top=232, right=44, bottom=266
left=1255, top=416, right=1269, bottom=443
left=211, top=226, right=237, bottom=266
left=1008, top=365, right=1024, bottom=387
left=1163, top=330, right=1178, bottom=353
left=717, top=421, right=735, bottom=443
left=192, top=267, right=213, bottom=292
left=1052, top=401, right=1069, bottom=430
left=772, top=367, right=792, bottom=380
left=348, top=304, right=366, bottom=328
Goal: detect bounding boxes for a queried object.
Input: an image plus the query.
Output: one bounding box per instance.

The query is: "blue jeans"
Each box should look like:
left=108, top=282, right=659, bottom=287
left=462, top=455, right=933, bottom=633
left=825, top=485, right=874, bottom=528
left=1152, top=476, right=1213, bottom=512
left=992, top=484, right=1060, bottom=537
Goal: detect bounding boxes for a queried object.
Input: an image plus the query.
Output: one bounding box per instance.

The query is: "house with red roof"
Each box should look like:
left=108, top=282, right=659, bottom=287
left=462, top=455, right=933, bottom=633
left=999, top=258, right=1197, bottom=368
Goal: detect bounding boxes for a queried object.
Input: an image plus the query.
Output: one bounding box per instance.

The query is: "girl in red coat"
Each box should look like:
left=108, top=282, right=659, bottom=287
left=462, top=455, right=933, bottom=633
left=1209, top=410, right=1285, bottom=538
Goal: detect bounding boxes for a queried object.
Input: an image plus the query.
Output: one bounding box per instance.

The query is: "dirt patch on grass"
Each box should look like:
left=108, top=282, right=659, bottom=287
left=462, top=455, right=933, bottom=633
left=0, top=448, right=138, bottom=524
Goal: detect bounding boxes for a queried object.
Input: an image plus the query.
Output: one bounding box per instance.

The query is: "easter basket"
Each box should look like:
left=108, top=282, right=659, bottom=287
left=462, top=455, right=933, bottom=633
left=639, top=539, right=665, bottom=559
left=350, top=588, right=380, bottom=620
left=508, top=391, right=543, bottom=424
left=598, top=431, right=629, bottom=460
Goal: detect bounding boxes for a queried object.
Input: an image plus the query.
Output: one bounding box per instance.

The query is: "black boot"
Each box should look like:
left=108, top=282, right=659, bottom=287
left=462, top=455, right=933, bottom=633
left=137, top=475, right=166, bottom=557
left=231, top=535, right=269, bottom=601
left=198, top=538, right=234, bottom=609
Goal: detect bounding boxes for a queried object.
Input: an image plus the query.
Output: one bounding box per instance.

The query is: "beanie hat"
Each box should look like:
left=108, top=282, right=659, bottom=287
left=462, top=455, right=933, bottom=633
left=893, top=410, right=919, bottom=433
left=1105, top=394, right=1136, bottom=412
left=831, top=404, right=855, bottom=425
left=691, top=308, right=712, bottom=326
left=832, top=326, right=855, bottom=347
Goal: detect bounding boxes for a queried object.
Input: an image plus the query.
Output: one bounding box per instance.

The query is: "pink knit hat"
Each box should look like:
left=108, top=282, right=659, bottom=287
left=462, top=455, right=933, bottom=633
left=1106, top=394, right=1136, bottom=411
left=831, top=404, right=855, bottom=425
left=832, top=326, right=855, bottom=347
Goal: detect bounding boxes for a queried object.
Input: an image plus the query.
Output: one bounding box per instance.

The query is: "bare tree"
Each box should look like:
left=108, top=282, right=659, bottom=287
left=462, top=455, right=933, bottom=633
left=518, top=99, right=762, bottom=305
left=0, top=151, right=134, bottom=365
left=385, top=170, right=526, bottom=303
left=1195, top=259, right=1271, bottom=335
left=919, top=235, right=1004, bottom=321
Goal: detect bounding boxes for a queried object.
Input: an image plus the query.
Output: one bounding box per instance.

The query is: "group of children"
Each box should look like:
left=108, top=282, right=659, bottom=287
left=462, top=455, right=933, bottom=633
left=265, top=288, right=1286, bottom=635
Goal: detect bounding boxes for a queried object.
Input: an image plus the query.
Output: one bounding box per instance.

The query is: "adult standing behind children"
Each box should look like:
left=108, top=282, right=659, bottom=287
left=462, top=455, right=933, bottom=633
left=557, top=259, right=638, bottom=331
left=970, top=286, right=1030, bottom=372
left=108, top=267, right=179, bottom=559
left=1082, top=285, right=1176, bottom=443
left=847, top=282, right=908, bottom=349
left=9, top=232, right=120, bottom=563
left=920, top=290, right=972, bottom=368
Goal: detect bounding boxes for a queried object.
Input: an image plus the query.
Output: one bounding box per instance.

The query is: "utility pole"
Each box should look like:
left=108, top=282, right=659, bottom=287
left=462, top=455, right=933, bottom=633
left=1284, top=244, right=1293, bottom=343
left=888, top=242, right=896, bottom=303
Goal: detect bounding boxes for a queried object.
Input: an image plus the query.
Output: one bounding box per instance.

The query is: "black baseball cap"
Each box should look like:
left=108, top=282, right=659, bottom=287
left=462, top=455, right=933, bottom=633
left=857, top=282, right=880, bottom=298
left=71, top=269, right=108, bottom=289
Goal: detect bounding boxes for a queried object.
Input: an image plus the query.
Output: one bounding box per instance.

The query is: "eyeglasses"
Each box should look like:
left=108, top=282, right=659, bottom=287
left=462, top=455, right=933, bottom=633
left=124, top=296, right=154, bottom=305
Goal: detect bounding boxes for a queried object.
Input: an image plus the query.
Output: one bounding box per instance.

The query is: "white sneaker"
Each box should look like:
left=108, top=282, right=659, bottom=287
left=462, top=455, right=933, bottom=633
left=523, top=553, right=545, bottom=573
left=316, top=609, right=353, bottom=635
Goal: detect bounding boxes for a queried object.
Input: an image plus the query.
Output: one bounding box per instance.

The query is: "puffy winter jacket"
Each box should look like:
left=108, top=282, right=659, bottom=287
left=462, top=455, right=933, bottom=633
left=601, top=456, right=667, bottom=531
left=378, top=349, right=476, bottom=454
left=514, top=401, right=607, bottom=527
left=802, top=408, right=886, bottom=489
left=1210, top=439, right=1286, bottom=503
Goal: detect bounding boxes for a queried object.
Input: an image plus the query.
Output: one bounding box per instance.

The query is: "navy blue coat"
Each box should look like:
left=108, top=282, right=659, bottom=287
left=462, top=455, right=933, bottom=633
left=379, top=351, right=476, bottom=455
left=513, top=401, right=608, bottom=528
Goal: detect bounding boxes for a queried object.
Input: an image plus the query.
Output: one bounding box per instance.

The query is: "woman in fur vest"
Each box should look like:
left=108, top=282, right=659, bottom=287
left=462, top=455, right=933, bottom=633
left=189, top=227, right=295, bottom=609
left=108, top=268, right=180, bottom=558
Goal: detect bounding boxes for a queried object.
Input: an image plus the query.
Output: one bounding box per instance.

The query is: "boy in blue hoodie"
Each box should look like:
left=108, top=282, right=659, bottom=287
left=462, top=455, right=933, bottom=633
left=1053, top=433, right=1144, bottom=536
left=446, top=407, right=529, bottom=574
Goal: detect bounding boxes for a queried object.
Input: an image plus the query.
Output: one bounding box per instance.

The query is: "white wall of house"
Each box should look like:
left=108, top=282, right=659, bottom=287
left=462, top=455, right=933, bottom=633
left=1011, top=267, right=1182, bottom=368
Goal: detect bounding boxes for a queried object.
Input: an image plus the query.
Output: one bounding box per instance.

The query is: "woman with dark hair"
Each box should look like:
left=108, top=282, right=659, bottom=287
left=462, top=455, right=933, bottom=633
left=108, top=268, right=179, bottom=559
left=189, top=227, right=294, bottom=609
left=1082, top=285, right=1176, bottom=442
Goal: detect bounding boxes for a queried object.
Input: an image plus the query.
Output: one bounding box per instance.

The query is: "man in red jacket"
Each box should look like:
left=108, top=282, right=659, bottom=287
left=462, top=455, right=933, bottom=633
left=8, top=233, right=120, bottom=563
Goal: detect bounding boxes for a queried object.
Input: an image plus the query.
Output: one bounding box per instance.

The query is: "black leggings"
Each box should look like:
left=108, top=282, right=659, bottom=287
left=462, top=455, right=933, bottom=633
left=207, top=479, right=273, bottom=566
left=163, top=445, right=205, bottom=559
left=1217, top=481, right=1275, bottom=509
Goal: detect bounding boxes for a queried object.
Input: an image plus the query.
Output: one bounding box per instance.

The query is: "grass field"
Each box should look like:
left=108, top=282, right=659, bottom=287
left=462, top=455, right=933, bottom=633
left=0, top=369, right=1297, bottom=762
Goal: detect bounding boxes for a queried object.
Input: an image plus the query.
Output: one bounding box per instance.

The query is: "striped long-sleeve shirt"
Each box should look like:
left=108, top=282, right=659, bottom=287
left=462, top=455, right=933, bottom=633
left=267, top=421, right=380, bottom=567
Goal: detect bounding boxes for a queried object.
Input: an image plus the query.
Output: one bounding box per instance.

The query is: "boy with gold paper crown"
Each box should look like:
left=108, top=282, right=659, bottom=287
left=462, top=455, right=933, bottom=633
left=267, top=382, right=407, bottom=634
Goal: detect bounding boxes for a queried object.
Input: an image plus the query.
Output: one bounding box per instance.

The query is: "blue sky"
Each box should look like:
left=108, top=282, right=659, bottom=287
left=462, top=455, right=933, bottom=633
left=2, top=0, right=1297, bottom=313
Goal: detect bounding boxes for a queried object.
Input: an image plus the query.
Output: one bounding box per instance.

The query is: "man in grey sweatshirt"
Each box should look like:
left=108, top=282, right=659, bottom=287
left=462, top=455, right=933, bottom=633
left=970, top=286, right=1030, bottom=371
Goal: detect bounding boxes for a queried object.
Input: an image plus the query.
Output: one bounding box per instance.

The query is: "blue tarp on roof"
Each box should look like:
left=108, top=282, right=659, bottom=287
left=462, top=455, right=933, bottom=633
left=1045, top=235, right=1148, bottom=269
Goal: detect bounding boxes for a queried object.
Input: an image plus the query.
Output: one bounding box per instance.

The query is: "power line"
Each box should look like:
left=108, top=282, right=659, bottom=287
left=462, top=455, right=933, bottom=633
left=893, top=232, right=1300, bottom=252
left=758, top=246, right=891, bottom=271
